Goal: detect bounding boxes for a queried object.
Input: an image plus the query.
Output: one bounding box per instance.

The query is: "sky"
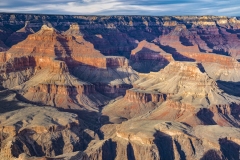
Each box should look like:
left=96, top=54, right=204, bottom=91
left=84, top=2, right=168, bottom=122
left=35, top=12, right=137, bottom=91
left=0, top=0, right=240, bottom=16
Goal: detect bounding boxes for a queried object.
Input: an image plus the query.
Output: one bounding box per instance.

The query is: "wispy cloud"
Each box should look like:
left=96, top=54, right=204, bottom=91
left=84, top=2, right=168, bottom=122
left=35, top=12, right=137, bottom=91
left=0, top=0, right=240, bottom=16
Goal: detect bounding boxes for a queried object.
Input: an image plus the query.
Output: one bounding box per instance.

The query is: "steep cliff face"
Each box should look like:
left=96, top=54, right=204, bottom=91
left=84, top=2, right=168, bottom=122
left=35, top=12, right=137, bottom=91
left=125, top=89, right=167, bottom=104
left=102, top=88, right=168, bottom=122
left=0, top=56, right=36, bottom=88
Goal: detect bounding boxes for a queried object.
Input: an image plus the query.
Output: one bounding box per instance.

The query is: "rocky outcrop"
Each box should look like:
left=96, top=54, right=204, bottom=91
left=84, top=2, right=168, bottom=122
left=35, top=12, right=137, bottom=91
left=72, top=62, right=138, bottom=98
left=2, top=24, right=133, bottom=71
left=5, top=21, right=35, bottom=47
left=21, top=61, right=109, bottom=110
left=0, top=107, right=86, bottom=159
left=103, top=61, right=240, bottom=126
left=0, top=56, right=35, bottom=72
left=125, top=89, right=167, bottom=103
left=4, top=25, right=107, bottom=69
left=131, top=40, right=174, bottom=61
left=95, top=83, right=132, bottom=98
left=106, top=56, right=129, bottom=67
left=50, top=60, right=69, bottom=74
left=28, top=83, right=96, bottom=96
left=85, top=120, right=240, bottom=160
left=17, top=151, right=89, bottom=160
left=130, top=40, right=174, bottom=72
left=64, top=23, right=82, bottom=36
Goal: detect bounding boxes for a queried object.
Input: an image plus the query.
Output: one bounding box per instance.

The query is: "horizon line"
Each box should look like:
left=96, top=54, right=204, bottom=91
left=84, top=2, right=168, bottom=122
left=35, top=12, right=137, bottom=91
left=0, top=12, right=238, bottom=18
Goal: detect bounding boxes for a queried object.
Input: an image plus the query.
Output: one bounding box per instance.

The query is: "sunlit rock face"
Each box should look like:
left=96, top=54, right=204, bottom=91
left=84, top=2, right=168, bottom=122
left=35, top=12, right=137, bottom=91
left=0, top=14, right=240, bottom=160
left=0, top=23, right=138, bottom=109
left=103, top=61, right=240, bottom=127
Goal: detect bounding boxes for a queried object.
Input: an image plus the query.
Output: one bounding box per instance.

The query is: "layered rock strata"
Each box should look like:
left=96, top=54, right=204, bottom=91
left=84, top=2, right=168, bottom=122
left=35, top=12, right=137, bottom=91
left=0, top=14, right=240, bottom=159
left=21, top=61, right=109, bottom=110
left=0, top=24, right=138, bottom=107
left=103, top=61, right=240, bottom=126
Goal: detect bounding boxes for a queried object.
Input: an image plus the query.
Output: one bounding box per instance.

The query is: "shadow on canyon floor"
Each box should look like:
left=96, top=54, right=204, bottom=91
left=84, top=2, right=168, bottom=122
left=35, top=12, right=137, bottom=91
left=219, top=138, right=240, bottom=160
left=197, top=63, right=206, bottom=73
left=130, top=47, right=170, bottom=73
left=201, top=138, right=240, bottom=160
left=82, top=28, right=137, bottom=58
left=180, top=36, right=194, bottom=46
left=154, top=131, right=175, bottom=160
left=127, top=143, right=136, bottom=160
left=58, top=108, right=112, bottom=140
left=0, top=98, right=25, bottom=114
left=102, top=139, right=117, bottom=160
left=200, top=150, right=222, bottom=160
left=0, top=90, right=25, bottom=114
left=217, top=80, right=240, bottom=97
left=196, top=108, right=217, bottom=125
left=158, top=44, right=195, bottom=62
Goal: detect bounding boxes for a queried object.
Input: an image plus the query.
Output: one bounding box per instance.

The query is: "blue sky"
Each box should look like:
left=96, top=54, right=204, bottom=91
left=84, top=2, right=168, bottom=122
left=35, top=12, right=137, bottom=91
left=0, top=0, right=240, bottom=16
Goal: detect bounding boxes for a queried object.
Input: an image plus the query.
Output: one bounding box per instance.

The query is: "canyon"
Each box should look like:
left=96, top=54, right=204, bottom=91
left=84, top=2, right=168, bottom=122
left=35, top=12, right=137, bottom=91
left=0, top=13, right=239, bottom=160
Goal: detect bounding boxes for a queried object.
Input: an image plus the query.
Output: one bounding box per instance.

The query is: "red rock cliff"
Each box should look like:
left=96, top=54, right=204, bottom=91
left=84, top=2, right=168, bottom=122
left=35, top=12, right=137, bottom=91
left=124, top=89, right=167, bottom=103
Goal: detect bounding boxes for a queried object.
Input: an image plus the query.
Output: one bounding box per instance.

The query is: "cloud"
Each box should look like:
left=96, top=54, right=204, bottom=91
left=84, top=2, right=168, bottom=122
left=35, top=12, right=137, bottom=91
left=0, top=0, right=240, bottom=16
left=0, top=2, right=9, bottom=6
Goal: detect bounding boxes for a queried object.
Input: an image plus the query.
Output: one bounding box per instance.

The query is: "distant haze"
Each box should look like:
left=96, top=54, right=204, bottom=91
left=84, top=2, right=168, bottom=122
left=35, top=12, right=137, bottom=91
left=0, top=0, right=240, bottom=16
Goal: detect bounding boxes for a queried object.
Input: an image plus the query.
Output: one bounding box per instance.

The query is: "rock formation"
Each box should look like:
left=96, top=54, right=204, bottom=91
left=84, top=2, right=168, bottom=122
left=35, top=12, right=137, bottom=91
left=0, top=13, right=239, bottom=160
left=0, top=24, right=137, bottom=108
left=86, top=120, right=240, bottom=160
left=103, top=61, right=240, bottom=126
left=130, top=40, right=174, bottom=72
left=5, top=21, right=35, bottom=47
left=22, top=61, right=109, bottom=110
left=0, top=107, right=83, bottom=159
